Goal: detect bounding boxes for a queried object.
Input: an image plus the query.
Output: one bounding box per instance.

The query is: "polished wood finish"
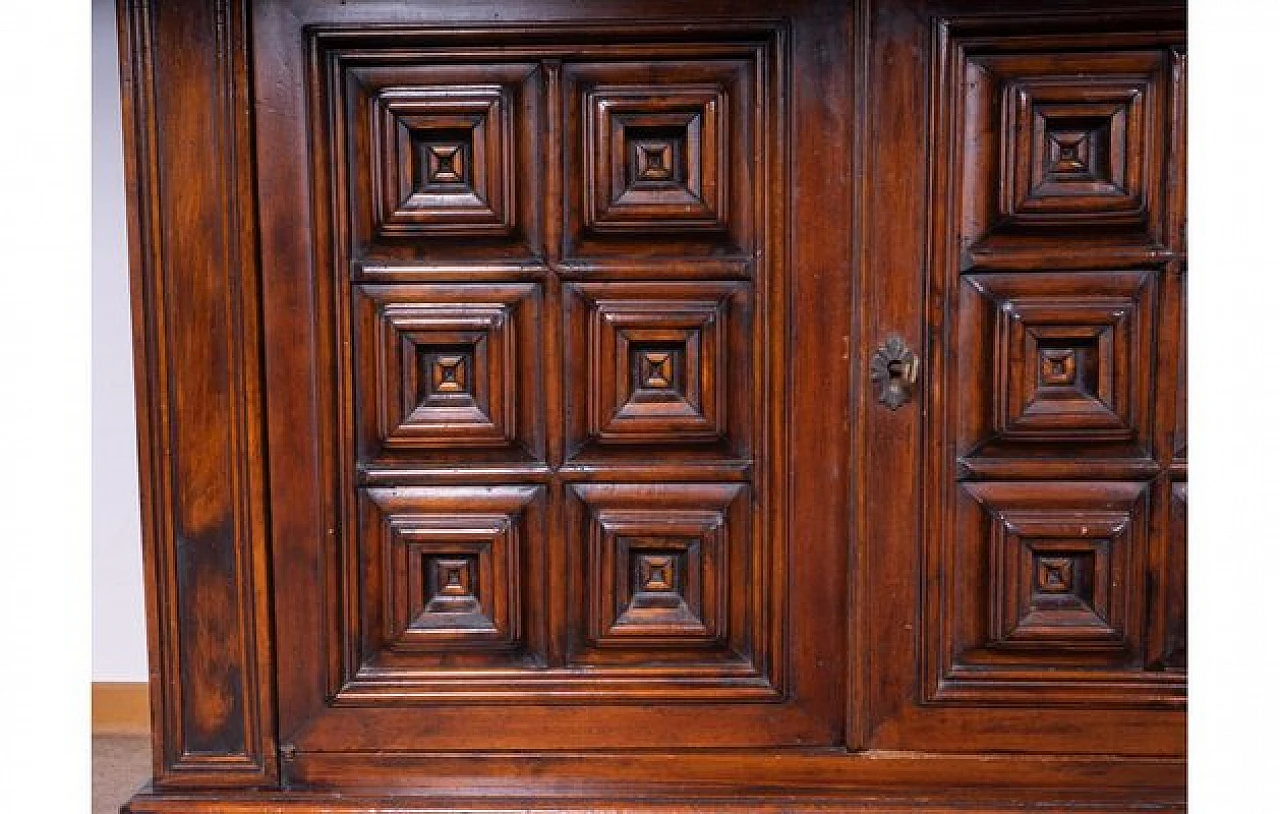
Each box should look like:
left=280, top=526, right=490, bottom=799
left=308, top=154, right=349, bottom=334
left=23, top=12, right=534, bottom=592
left=119, top=0, right=1186, bottom=810
left=117, top=0, right=276, bottom=788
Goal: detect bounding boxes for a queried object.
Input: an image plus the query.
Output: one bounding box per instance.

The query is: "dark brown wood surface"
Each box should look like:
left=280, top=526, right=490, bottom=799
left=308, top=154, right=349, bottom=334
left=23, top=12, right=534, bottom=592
left=119, top=0, right=1187, bottom=810
left=117, top=0, right=277, bottom=788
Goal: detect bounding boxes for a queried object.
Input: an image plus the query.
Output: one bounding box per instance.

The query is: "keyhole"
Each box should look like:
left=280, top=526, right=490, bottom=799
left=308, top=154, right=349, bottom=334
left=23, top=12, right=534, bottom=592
left=886, top=360, right=904, bottom=378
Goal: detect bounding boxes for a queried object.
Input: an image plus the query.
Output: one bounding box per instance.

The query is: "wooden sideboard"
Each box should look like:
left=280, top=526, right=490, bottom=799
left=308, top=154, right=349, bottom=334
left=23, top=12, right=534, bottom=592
left=117, top=0, right=1187, bottom=810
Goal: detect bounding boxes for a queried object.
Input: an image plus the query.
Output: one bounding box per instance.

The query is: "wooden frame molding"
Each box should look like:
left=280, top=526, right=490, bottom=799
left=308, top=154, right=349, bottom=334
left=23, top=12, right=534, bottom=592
left=117, top=0, right=277, bottom=788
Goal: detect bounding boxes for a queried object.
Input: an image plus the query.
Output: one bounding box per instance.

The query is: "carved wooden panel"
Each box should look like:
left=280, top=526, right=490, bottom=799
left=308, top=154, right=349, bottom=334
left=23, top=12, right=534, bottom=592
left=561, top=59, right=758, bottom=266
left=373, top=86, right=512, bottom=234
left=352, top=283, right=543, bottom=464
left=280, top=22, right=806, bottom=717
left=1004, top=75, right=1150, bottom=220
left=920, top=15, right=1186, bottom=727
left=957, top=271, right=1156, bottom=462
left=986, top=498, right=1136, bottom=652
left=341, top=63, right=542, bottom=262
left=564, top=281, right=752, bottom=461
left=932, top=481, right=1156, bottom=705
left=587, top=85, right=727, bottom=230
left=957, top=50, right=1169, bottom=261
left=565, top=483, right=761, bottom=675
left=349, top=486, right=547, bottom=687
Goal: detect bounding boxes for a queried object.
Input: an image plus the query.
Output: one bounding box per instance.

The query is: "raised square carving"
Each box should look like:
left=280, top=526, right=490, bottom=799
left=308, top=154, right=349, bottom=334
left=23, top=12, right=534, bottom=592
left=564, top=281, right=752, bottom=461
left=426, top=350, right=470, bottom=395
left=356, top=486, right=546, bottom=662
left=423, top=142, right=467, bottom=185
left=1004, top=78, right=1148, bottom=220
left=1037, top=346, right=1079, bottom=387
left=389, top=520, right=510, bottom=644
left=596, top=303, right=720, bottom=441
left=373, top=86, right=512, bottom=235
left=353, top=283, right=543, bottom=464
left=561, top=59, right=760, bottom=263
left=633, top=139, right=676, bottom=182
left=339, top=62, right=541, bottom=260
left=930, top=481, right=1155, bottom=705
left=958, top=271, right=1156, bottom=459
left=593, top=515, right=725, bottom=645
left=955, top=50, right=1168, bottom=252
left=636, top=346, right=679, bottom=391
left=990, top=510, right=1132, bottom=650
left=566, top=483, right=757, bottom=670
left=587, top=86, right=726, bottom=230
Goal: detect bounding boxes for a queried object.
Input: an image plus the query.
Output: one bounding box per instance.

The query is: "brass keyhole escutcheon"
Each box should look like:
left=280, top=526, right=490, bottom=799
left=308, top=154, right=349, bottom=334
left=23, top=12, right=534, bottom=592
left=871, top=336, right=919, bottom=410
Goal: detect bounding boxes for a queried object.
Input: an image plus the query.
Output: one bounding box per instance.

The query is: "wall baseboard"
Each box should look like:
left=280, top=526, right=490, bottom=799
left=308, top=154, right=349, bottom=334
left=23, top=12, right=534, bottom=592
left=93, top=682, right=150, bottom=735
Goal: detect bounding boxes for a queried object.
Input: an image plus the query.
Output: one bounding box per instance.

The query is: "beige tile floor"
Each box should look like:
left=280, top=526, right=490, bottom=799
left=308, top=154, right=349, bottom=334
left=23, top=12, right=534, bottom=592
left=92, top=734, right=150, bottom=814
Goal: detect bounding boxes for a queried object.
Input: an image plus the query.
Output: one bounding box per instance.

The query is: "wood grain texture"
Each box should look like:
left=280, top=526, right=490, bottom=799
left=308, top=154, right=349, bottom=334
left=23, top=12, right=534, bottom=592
left=860, top=0, right=1185, bottom=757
left=120, top=0, right=1186, bottom=809
left=117, top=0, right=276, bottom=788
left=253, top=6, right=841, bottom=754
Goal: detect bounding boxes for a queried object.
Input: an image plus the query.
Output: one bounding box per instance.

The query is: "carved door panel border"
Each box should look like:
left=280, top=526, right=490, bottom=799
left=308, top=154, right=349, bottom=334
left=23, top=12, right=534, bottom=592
left=252, top=0, right=853, bottom=758
left=854, top=4, right=1186, bottom=755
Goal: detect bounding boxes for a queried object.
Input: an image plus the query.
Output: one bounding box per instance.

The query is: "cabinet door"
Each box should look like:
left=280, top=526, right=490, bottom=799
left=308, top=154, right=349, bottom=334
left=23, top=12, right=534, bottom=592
left=855, top=3, right=1187, bottom=755
left=252, top=0, right=855, bottom=768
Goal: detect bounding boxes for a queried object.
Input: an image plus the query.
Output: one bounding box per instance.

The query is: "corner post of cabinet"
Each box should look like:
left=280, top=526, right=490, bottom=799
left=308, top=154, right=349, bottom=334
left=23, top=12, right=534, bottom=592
left=116, top=0, right=278, bottom=789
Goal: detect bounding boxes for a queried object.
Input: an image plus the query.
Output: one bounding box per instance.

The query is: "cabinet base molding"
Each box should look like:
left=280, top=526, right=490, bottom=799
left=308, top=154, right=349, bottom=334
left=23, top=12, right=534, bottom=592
left=123, top=793, right=1186, bottom=814
left=125, top=752, right=1185, bottom=812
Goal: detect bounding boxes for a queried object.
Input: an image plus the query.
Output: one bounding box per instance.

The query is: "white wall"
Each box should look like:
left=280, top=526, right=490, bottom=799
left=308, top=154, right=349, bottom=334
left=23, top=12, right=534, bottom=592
left=92, top=0, right=148, bottom=682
